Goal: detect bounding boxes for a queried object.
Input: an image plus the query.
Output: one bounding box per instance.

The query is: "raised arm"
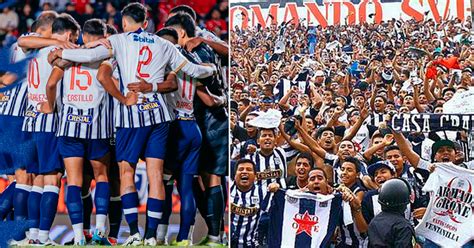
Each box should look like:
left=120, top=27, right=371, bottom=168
left=295, top=120, right=327, bottom=159
left=278, top=122, right=312, bottom=154
left=392, top=129, right=421, bottom=168
left=343, top=106, right=369, bottom=141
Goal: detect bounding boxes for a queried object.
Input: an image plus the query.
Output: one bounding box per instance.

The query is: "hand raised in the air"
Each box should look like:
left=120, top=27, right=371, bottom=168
left=127, top=76, right=153, bottom=93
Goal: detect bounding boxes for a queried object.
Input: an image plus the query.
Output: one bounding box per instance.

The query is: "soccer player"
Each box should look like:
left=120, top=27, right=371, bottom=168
left=23, top=13, right=80, bottom=245
left=165, top=12, right=228, bottom=246
left=4, top=10, right=82, bottom=245
left=40, top=18, right=117, bottom=245
left=49, top=2, right=217, bottom=245
left=155, top=27, right=222, bottom=245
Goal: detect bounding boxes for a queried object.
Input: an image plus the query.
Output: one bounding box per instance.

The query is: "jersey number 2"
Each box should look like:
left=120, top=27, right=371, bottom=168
left=137, top=46, right=152, bottom=78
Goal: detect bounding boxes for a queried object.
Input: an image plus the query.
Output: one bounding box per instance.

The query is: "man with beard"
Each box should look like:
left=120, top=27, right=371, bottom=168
left=230, top=159, right=268, bottom=247
left=285, top=153, right=314, bottom=190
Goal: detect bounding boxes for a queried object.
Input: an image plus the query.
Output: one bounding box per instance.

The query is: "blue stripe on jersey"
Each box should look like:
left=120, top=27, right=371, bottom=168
left=119, top=104, right=124, bottom=128
left=269, top=190, right=286, bottom=247
left=127, top=106, right=133, bottom=128
left=137, top=110, right=143, bottom=127
left=295, top=198, right=316, bottom=247
left=97, top=104, right=103, bottom=139
left=321, top=195, right=343, bottom=246
left=148, top=109, right=156, bottom=125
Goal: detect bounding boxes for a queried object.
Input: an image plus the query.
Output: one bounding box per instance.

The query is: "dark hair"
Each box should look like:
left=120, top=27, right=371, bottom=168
left=442, top=87, right=455, bottom=96
left=106, top=24, right=118, bottom=35
left=354, top=93, right=365, bottom=99
left=34, top=11, right=58, bottom=32
left=309, top=168, right=328, bottom=180
left=164, top=12, right=196, bottom=38
left=234, top=159, right=256, bottom=177
left=52, top=13, right=80, bottom=34
left=296, top=152, right=314, bottom=169
left=156, top=27, right=179, bottom=42
left=169, top=5, right=197, bottom=21
left=258, top=128, right=276, bottom=138
left=316, top=126, right=335, bottom=139
left=375, top=95, right=388, bottom=103
left=121, top=2, right=147, bottom=24
left=383, top=145, right=402, bottom=156
left=342, top=156, right=361, bottom=173
left=83, top=18, right=106, bottom=36
left=31, top=20, right=39, bottom=32
left=371, top=132, right=384, bottom=140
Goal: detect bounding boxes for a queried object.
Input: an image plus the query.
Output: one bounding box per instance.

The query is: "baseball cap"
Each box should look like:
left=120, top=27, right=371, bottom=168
left=431, top=139, right=455, bottom=155
left=368, top=161, right=396, bottom=178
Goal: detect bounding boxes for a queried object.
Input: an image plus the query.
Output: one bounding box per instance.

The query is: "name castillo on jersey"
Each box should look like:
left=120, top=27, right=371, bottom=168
left=58, top=60, right=114, bottom=139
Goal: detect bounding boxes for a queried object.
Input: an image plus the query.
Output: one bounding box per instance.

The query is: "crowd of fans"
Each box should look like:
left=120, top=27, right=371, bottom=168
left=230, top=14, right=474, bottom=247
left=0, top=0, right=228, bottom=47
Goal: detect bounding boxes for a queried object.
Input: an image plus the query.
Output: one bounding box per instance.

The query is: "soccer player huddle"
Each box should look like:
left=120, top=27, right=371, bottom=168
left=0, top=2, right=228, bottom=246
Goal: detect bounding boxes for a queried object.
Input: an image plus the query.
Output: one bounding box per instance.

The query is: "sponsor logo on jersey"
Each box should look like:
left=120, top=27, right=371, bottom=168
left=256, top=169, right=282, bottom=180
left=25, top=110, right=37, bottom=118
left=133, top=35, right=155, bottom=44
left=230, top=203, right=259, bottom=217
left=67, top=114, right=92, bottom=124
left=0, top=93, right=9, bottom=102
left=137, top=101, right=161, bottom=112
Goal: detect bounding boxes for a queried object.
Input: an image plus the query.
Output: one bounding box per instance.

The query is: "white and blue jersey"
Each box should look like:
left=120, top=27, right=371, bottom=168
left=267, top=190, right=343, bottom=248
left=0, top=34, right=39, bottom=117
left=167, top=47, right=202, bottom=119
left=22, top=46, right=60, bottom=133
left=230, top=183, right=269, bottom=247
left=338, top=182, right=368, bottom=247
left=61, top=28, right=216, bottom=129
left=57, top=59, right=114, bottom=139
left=246, top=148, right=287, bottom=194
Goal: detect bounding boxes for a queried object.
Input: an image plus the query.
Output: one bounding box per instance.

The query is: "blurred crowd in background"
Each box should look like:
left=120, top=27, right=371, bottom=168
left=0, top=0, right=228, bottom=47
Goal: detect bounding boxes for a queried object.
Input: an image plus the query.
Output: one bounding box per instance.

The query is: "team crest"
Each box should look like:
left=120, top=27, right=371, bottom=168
left=251, top=196, right=259, bottom=205
left=286, top=195, right=298, bottom=204
left=292, top=211, right=319, bottom=236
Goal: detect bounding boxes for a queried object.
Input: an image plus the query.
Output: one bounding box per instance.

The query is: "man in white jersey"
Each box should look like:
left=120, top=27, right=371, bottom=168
left=48, top=3, right=216, bottom=245
left=155, top=27, right=222, bottom=245
left=22, top=13, right=80, bottom=245
left=39, top=19, right=116, bottom=245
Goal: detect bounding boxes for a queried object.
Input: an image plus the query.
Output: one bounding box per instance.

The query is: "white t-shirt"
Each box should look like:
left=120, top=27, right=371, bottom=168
left=415, top=163, right=474, bottom=247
